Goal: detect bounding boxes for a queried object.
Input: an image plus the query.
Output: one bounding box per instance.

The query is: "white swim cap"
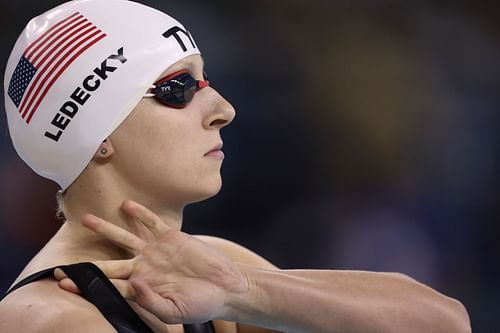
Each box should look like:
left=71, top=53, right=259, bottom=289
left=4, top=0, right=200, bottom=190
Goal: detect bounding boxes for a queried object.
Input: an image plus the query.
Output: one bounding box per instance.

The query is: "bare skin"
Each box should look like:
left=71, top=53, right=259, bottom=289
left=0, top=225, right=278, bottom=333
left=0, top=54, right=470, bottom=332
left=0, top=54, right=266, bottom=333
left=57, top=201, right=471, bottom=333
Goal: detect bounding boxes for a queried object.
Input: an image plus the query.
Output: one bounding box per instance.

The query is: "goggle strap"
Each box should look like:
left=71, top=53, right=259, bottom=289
left=144, top=85, right=156, bottom=97
left=198, top=80, right=210, bottom=89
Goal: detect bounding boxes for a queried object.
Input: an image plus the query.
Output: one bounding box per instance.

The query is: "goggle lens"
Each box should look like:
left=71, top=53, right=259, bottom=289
left=150, top=70, right=209, bottom=108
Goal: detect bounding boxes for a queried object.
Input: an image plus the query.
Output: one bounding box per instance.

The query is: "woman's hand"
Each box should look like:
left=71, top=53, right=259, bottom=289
left=55, top=200, right=471, bottom=333
left=55, top=200, right=249, bottom=324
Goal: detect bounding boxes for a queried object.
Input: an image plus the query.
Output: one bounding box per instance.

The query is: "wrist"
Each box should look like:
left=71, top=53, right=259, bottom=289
left=221, top=263, right=251, bottom=321
left=221, top=263, right=265, bottom=322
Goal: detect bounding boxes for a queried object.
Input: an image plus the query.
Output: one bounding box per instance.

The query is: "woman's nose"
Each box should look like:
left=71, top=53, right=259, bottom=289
left=202, top=89, right=236, bottom=130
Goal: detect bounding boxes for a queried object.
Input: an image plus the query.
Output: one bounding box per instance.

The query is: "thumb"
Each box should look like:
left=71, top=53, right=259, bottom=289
left=131, top=279, right=182, bottom=324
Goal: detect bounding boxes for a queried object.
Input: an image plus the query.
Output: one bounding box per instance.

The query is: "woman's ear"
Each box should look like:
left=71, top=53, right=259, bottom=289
left=92, top=138, right=115, bottom=163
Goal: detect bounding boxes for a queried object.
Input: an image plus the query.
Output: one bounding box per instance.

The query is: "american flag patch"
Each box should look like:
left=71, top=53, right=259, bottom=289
left=7, top=12, right=106, bottom=124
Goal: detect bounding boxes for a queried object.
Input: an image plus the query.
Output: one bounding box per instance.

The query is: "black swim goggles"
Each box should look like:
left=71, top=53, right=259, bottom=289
left=144, top=69, right=210, bottom=108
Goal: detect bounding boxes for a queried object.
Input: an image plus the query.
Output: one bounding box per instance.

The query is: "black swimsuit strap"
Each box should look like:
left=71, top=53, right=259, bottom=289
left=2, top=267, right=55, bottom=298
left=2, top=262, right=216, bottom=333
left=60, top=262, right=155, bottom=332
left=3, top=262, right=154, bottom=332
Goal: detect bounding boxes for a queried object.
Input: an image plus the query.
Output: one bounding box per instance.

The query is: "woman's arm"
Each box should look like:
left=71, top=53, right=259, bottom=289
left=175, top=236, right=471, bottom=333
left=56, top=200, right=471, bottom=333
left=227, top=266, right=470, bottom=333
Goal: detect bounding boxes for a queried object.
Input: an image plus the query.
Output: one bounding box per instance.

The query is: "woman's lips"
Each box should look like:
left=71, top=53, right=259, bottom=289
left=204, top=143, right=224, bottom=159
left=205, top=150, right=224, bottom=159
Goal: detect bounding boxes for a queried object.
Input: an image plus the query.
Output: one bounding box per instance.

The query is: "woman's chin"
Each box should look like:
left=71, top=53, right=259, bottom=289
left=187, top=176, right=223, bottom=204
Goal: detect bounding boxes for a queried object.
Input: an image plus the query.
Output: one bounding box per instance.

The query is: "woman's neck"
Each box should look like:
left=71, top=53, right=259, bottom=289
left=22, top=177, right=185, bottom=277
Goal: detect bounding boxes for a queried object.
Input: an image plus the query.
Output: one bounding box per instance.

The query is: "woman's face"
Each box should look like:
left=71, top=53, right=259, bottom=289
left=109, top=54, right=235, bottom=206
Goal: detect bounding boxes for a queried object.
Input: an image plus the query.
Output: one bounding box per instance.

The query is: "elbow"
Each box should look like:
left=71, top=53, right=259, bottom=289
left=445, top=297, right=471, bottom=333
left=392, top=273, right=472, bottom=333
left=429, top=288, right=472, bottom=332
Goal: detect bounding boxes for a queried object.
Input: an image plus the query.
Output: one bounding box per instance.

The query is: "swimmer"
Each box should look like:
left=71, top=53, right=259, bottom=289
left=0, top=1, right=471, bottom=332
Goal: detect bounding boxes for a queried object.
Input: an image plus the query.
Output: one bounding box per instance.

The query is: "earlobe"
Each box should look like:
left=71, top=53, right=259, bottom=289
left=93, top=138, right=115, bottom=162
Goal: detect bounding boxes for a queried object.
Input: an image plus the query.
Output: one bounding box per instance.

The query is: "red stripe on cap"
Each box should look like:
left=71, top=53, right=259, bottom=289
left=25, top=32, right=106, bottom=124
left=20, top=24, right=97, bottom=118
left=24, top=12, right=82, bottom=59
left=31, top=18, right=89, bottom=66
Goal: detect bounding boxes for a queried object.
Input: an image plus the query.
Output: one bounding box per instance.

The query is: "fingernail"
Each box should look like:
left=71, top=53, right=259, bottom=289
left=54, top=268, right=65, bottom=279
left=82, top=214, right=98, bottom=226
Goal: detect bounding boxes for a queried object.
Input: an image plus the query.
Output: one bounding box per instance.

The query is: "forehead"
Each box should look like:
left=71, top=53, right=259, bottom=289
left=155, top=54, right=204, bottom=81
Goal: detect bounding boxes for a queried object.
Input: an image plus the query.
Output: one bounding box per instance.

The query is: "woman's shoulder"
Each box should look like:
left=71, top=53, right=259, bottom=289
left=194, top=235, right=278, bottom=269
left=0, top=278, right=115, bottom=333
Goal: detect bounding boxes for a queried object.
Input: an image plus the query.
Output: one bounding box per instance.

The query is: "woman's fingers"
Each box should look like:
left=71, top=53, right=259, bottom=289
left=121, top=200, right=171, bottom=238
left=131, top=278, right=182, bottom=323
left=128, top=301, right=172, bottom=332
left=92, top=259, right=135, bottom=279
left=58, top=277, right=80, bottom=294
left=53, top=267, right=67, bottom=281
left=109, top=278, right=136, bottom=300
left=54, top=260, right=133, bottom=280
left=58, top=277, right=136, bottom=300
left=55, top=260, right=134, bottom=296
left=82, top=213, right=146, bottom=254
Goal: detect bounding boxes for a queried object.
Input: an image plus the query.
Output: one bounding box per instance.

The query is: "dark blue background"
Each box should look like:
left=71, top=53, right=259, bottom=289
left=1, top=1, right=499, bottom=331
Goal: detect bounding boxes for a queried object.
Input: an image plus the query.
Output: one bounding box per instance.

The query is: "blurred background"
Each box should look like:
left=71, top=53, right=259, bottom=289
left=1, top=0, right=499, bottom=331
